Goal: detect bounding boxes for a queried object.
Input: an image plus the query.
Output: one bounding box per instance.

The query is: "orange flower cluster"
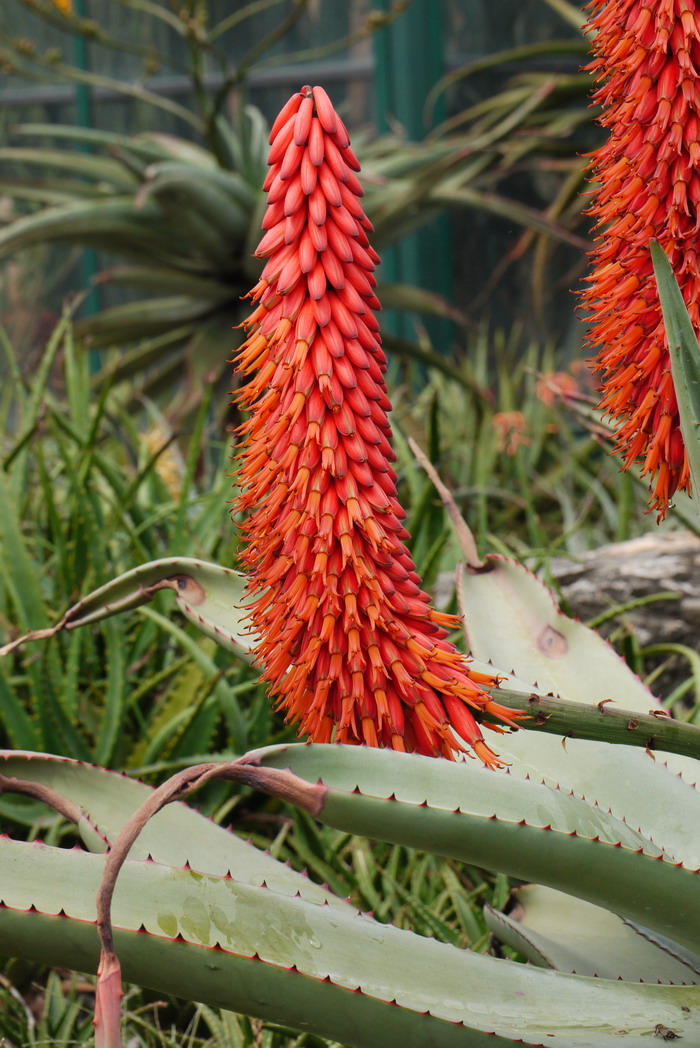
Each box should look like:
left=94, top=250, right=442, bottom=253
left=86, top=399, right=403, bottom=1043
left=233, top=85, right=518, bottom=766
left=582, top=0, right=700, bottom=517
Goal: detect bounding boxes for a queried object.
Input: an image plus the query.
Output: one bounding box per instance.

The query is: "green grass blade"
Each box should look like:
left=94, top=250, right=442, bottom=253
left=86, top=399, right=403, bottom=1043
left=650, top=240, right=700, bottom=508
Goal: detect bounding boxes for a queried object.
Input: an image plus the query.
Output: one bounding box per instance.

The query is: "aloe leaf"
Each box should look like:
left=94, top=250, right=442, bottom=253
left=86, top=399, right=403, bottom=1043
left=539, top=0, right=587, bottom=30
left=429, top=185, right=589, bottom=250
left=139, top=132, right=218, bottom=167
left=458, top=556, right=658, bottom=711
left=0, top=200, right=180, bottom=261
left=426, top=40, right=588, bottom=116
left=382, top=333, right=469, bottom=387
left=213, top=106, right=268, bottom=187
left=91, top=325, right=197, bottom=386
left=1, top=836, right=698, bottom=1047
left=650, top=240, right=700, bottom=503
left=484, top=885, right=700, bottom=983
left=72, top=296, right=223, bottom=348
left=143, top=161, right=259, bottom=212
left=95, top=264, right=234, bottom=299
left=0, top=752, right=346, bottom=908
left=0, top=558, right=253, bottom=663
left=483, top=688, right=700, bottom=760
left=139, top=171, right=250, bottom=243
left=378, top=282, right=467, bottom=324
left=0, top=178, right=106, bottom=205
left=456, top=557, right=700, bottom=857
left=0, top=147, right=137, bottom=188
left=252, top=743, right=700, bottom=955
left=13, top=123, right=176, bottom=162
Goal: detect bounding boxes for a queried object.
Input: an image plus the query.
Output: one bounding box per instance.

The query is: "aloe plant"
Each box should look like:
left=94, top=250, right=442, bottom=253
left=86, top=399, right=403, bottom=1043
left=0, top=0, right=593, bottom=413
left=2, top=15, right=700, bottom=1041
left=1, top=548, right=699, bottom=1045
left=2, top=449, right=700, bottom=1045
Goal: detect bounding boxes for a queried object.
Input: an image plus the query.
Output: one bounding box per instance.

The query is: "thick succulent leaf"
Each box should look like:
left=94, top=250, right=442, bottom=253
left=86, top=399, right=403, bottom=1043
left=95, top=264, right=235, bottom=299
left=138, top=170, right=250, bottom=243
left=378, top=282, right=467, bottom=324
left=0, top=751, right=346, bottom=910
left=651, top=240, right=700, bottom=503
left=484, top=885, right=700, bottom=983
left=138, top=132, right=220, bottom=168
left=2, top=558, right=253, bottom=662
left=0, top=177, right=106, bottom=204
left=142, top=161, right=259, bottom=212
left=73, top=296, right=225, bottom=348
left=12, top=123, right=178, bottom=163
left=457, top=558, right=700, bottom=858
left=252, top=743, right=700, bottom=955
left=460, top=557, right=658, bottom=711
left=0, top=146, right=137, bottom=188
left=214, top=108, right=269, bottom=188
left=0, top=200, right=189, bottom=267
left=91, top=325, right=197, bottom=386
left=1, top=836, right=698, bottom=1047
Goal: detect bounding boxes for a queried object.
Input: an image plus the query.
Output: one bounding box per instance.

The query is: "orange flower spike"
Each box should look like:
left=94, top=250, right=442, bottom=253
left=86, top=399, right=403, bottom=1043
left=582, top=0, right=700, bottom=518
left=233, top=85, right=519, bottom=766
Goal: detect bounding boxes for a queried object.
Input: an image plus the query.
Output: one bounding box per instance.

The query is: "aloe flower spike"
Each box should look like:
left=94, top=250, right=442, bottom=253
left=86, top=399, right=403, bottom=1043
left=233, top=85, right=520, bottom=766
left=582, top=0, right=700, bottom=517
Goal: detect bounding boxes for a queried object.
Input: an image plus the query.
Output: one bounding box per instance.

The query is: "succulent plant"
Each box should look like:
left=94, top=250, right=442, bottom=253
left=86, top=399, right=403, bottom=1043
left=1, top=538, right=699, bottom=1046
left=2, top=19, right=700, bottom=1038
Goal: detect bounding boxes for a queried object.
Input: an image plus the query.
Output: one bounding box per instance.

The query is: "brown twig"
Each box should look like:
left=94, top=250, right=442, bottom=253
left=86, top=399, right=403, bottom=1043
left=407, top=437, right=488, bottom=571
left=0, top=773, right=86, bottom=826
left=0, top=772, right=110, bottom=851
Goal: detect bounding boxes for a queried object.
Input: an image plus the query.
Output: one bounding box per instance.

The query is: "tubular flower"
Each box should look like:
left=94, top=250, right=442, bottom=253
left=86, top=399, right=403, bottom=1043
left=582, top=0, right=700, bottom=517
left=232, top=85, right=518, bottom=767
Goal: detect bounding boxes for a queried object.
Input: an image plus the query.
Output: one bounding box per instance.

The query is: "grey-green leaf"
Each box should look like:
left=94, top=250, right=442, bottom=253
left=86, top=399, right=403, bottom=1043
left=252, top=743, right=700, bottom=955
left=456, top=557, right=700, bottom=861
left=484, top=885, right=700, bottom=983
left=0, top=558, right=254, bottom=663
left=0, top=751, right=346, bottom=909
left=1, top=834, right=698, bottom=1047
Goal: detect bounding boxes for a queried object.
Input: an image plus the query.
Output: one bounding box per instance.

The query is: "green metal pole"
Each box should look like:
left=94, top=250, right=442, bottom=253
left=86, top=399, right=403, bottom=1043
left=72, top=0, right=99, bottom=326
left=373, top=0, right=452, bottom=350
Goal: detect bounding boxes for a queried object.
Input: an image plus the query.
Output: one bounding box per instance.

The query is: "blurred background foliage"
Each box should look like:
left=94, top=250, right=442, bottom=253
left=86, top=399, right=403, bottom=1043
left=0, top=0, right=592, bottom=405
left=1, top=2, right=693, bottom=1045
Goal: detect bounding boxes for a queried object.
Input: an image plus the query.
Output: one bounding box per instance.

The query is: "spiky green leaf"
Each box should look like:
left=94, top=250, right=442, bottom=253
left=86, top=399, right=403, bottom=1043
left=1, top=826, right=698, bottom=1046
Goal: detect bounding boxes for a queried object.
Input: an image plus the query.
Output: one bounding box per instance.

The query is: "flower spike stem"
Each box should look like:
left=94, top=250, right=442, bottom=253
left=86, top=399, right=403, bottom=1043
left=91, top=757, right=327, bottom=1048
left=232, top=84, right=520, bottom=766
left=485, top=687, right=700, bottom=761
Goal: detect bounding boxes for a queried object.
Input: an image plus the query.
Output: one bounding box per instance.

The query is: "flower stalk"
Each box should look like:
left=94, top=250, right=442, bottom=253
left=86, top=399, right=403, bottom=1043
left=233, top=85, right=518, bottom=766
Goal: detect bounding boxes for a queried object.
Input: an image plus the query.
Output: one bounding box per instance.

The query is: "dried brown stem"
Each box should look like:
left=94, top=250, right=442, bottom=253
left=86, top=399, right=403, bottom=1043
left=408, top=437, right=487, bottom=571
left=95, top=755, right=325, bottom=954
left=0, top=772, right=110, bottom=850
left=0, top=575, right=196, bottom=659
left=0, top=773, right=86, bottom=826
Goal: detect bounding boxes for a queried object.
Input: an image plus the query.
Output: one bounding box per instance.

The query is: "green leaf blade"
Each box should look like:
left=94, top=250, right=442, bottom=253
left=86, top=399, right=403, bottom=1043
left=650, top=240, right=700, bottom=507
